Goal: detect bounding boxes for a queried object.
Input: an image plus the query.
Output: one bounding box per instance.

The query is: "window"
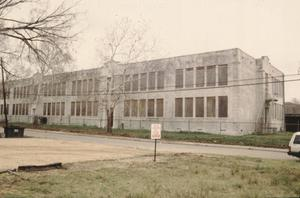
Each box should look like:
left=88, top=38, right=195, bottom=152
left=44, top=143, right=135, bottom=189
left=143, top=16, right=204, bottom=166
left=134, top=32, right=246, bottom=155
left=13, top=104, right=16, bottom=115
left=76, top=101, right=81, bottom=116
left=218, top=65, right=228, bottom=86
left=48, top=83, right=52, bottom=96
left=196, top=67, right=205, bottom=87
left=175, top=98, right=183, bottom=117
left=47, top=103, right=51, bottom=116
left=52, top=103, right=56, bottom=116
left=72, top=81, right=76, bottom=95
left=13, top=88, right=16, bottom=98
left=71, top=102, right=75, bottom=116
left=185, top=97, right=193, bottom=117
left=131, top=100, right=138, bottom=117
left=77, top=80, right=82, bottom=95
left=207, top=66, right=216, bottom=86
left=93, top=101, right=98, bottom=116
left=218, top=96, right=228, bottom=117
left=139, top=99, right=146, bottom=117
left=52, top=83, right=57, bottom=96
left=16, top=104, right=19, bottom=115
left=147, top=99, right=155, bottom=117
left=82, top=101, right=86, bottom=116
left=207, top=97, right=216, bottom=117
left=82, top=79, right=87, bottom=94
left=124, top=100, right=130, bottom=117
left=175, top=69, right=183, bottom=88
left=156, top=99, right=164, bottom=117
left=25, top=104, right=29, bottom=115
left=125, top=75, right=131, bottom=92
left=88, top=79, right=93, bottom=94
left=148, top=72, right=156, bottom=90
left=293, top=135, right=300, bottom=144
left=57, top=83, right=61, bottom=96
left=132, top=74, right=139, bottom=91
left=157, top=71, right=164, bottom=89
left=195, top=97, right=204, bottom=117
left=113, top=75, right=122, bottom=90
left=61, top=102, right=65, bottom=116
left=185, top=68, right=194, bottom=88
left=94, top=79, right=99, bottom=94
left=140, top=73, right=147, bottom=91
left=87, top=101, right=92, bottom=116
left=56, top=102, right=60, bottom=116
left=62, top=82, right=66, bottom=96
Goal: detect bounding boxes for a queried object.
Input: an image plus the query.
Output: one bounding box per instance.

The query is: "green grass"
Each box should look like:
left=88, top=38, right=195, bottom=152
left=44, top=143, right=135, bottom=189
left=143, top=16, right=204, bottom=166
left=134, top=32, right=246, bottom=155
left=10, top=123, right=293, bottom=149
left=0, top=153, right=299, bottom=198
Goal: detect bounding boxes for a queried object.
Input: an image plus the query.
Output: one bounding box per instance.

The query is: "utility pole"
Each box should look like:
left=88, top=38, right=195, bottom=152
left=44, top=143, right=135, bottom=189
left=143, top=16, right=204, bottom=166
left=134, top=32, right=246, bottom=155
left=1, top=57, right=8, bottom=128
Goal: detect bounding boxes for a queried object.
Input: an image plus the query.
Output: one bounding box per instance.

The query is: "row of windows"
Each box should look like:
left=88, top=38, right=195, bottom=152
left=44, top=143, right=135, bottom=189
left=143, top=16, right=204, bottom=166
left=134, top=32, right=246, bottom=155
left=0, top=104, right=9, bottom=115
left=13, top=86, right=31, bottom=99
left=42, top=82, right=67, bottom=97
left=71, top=79, right=95, bottom=96
left=70, top=101, right=98, bottom=117
left=43, top=102, right=65, bottom=116
left=175, top=65, right=228, bottom=89
left=175, top=96, right=228, bottom=118
left=12, top=103, right=29, bottom=115
left=124, top=71, right=165, bottom=92
left=124, top=99, right=164, bottom=117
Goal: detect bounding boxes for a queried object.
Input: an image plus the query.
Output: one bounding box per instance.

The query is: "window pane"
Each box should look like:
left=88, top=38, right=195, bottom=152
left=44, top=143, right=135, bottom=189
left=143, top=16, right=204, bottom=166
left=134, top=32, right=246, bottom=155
left=196, top=67, right=205, bottom=87
left=207, top=66, right=216, bottom=86
left=185, top=68, right=194, bottom=88
left=125, top=75, right=131, bottom=92
left=294, top=135, right=300, bottom=144
left=175, top=69, right=183, bottom=88
left=88, top=79, right=93, bottom=94
left=131, top=100, right=138, bottom=117
left=156, top=99, right=164, bottom=117
left=157, top=71, right=164, bottom=89
left=87, top=101, right=92, bottom=116
left=140, top=73, right=147, bottom=91
left=52, top=102, right=56, bottom=116
left=94, top=79, right=99, bottom=94
left=72, top=81, right=76, bottom=95
left=77, top=80, right=82, bottom=95
left=207, top=97, right=216, bottom=117
left=139, top=99, right=146, bottom=117
left=76, top=101, right=81, bottom=116
left=82, top=101, right=86, bottom=116
left=93, top=101, right=98, bottom=116
left=71, top=102, right=75, bottom=116
left=132, top=74, right=139, bottom=91
left=62, top=82, right=66, bottom=96
left=218, top=96, right=228, bottom=117
left=148, top=72, right=156, bottom=90
left=61, top=102, right=65, bottom=116
left=52, top=83, right=57, bottom=96
left=82, top=79, right=87, bottom=94
left=124, top=100, right=130, bottom=117
left=47, top=103, right=51, bottom=116
left=218, top=65, right=228, bottom=86
left=57, top=83, right=61, bottom=96
left=185, top=97, right=193, bottom=117
left=147, top=99, right=154, bottom=117
left=175, top=98, right=183, bottom=117
left=195, top=97, right=204, bottom=117
left=56, top=102, right=60, bottom=116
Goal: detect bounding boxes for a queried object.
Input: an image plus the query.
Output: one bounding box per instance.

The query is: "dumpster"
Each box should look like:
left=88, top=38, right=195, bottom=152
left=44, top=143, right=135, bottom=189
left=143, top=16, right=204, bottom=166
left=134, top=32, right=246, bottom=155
left=39, top=117, right=48, bottom=124
left=4, top=126, right=25, bottom=138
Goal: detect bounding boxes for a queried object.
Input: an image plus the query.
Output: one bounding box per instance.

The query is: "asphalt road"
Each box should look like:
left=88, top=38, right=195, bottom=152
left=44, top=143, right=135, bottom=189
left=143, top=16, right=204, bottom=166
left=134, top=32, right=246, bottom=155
left=25, top=129, right=295, bottom=160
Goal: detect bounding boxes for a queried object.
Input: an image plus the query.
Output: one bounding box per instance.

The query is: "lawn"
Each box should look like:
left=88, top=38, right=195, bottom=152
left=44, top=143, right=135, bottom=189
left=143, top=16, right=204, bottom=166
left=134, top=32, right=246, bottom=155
left=0, top=153, right=299, bottom=198
left=14, top=123, right=293, bottom=149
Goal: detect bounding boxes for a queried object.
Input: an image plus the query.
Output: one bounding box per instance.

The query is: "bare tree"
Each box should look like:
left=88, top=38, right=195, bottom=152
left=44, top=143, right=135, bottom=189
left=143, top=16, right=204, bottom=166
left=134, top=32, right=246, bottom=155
left=0, top=0, right=77, bottom=65
left=98, top=17, right=158, bottom=133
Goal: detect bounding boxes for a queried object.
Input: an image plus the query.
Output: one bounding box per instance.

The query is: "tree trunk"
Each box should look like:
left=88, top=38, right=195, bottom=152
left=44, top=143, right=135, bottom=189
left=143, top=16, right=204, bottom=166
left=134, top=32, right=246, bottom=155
left=106, top=108, right=114, bottom=133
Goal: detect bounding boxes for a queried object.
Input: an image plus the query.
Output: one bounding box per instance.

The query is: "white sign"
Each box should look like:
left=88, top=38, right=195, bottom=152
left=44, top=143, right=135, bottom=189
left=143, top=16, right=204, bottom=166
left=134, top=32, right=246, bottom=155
left=151, top=124, right=161, bottom=139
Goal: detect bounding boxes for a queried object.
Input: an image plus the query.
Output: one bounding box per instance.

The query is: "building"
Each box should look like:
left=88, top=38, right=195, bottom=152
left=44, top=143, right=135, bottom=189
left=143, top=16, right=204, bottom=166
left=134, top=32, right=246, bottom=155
left=0, top=48, right=285, bottom=135
left=285, top=102, right=300, bottom=132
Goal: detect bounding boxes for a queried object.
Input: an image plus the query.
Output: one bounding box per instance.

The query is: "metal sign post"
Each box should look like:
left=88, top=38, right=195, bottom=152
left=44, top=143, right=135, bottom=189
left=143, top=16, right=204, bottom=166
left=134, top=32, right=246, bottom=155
left=151, top=124, right=161, bottom=162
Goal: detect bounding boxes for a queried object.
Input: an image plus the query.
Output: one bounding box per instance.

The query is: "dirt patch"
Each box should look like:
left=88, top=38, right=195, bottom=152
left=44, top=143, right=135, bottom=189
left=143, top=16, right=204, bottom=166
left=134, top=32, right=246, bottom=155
left=0, top=138, right=147, bottom=170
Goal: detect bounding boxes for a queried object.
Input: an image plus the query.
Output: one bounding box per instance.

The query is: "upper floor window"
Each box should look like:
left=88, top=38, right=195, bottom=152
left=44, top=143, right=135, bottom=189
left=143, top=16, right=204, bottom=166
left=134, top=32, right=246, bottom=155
left=185, top=68, right=194, bottom=88
left=196, top=67, right=205, bottom=87
left=175, top=69, right=183, bottom=88
left=157, top=71, right=165, bottom=89
left=148, top=72, right=156, bottom=90
left=140, top=73, right=147, bottom=91
left=206, top=66, right=216, bottom=86
left=218, top=65, right=228, bottom=86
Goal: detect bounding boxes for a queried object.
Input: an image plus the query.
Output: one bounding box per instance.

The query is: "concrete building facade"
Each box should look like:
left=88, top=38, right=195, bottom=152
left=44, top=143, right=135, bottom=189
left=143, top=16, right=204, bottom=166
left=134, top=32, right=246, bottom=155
left=0, top=48, right=284, bottom=135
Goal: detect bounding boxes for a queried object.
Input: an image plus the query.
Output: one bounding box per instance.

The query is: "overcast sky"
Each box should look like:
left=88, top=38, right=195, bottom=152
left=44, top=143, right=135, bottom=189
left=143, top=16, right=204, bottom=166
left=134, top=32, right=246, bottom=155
left=68, top=0, right=300, bottom=101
